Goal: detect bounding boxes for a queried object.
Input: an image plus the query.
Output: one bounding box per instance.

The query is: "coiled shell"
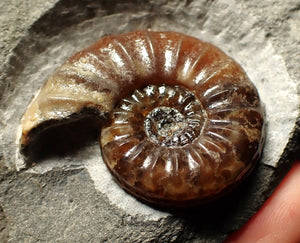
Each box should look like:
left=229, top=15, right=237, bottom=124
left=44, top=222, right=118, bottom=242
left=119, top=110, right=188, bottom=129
left=20, top=31, right=265, bottom=207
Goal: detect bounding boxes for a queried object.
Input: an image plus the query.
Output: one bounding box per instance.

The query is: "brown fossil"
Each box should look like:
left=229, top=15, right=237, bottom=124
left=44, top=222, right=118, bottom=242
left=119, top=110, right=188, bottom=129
left=20, top=31, right=265, bottom=207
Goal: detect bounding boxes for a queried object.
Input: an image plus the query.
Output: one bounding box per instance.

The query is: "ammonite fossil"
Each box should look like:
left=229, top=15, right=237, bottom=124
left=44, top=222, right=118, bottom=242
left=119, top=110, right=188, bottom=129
left=19, top=31, right=265, bottom=207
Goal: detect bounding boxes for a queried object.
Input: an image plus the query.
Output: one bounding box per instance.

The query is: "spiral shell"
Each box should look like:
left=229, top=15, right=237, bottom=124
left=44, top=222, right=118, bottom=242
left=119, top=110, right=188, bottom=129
left=20, top=31, right=265, bottom=207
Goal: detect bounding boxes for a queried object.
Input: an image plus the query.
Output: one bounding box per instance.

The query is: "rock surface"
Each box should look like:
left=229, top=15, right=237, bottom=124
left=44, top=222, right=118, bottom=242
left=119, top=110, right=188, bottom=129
left=0, top=0, right=299, bottom=242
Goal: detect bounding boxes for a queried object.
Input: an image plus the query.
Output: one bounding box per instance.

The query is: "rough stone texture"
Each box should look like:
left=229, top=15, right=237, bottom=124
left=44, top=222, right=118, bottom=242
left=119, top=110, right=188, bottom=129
left=0, top=0, right=299, bottom=242
left=0, top=0, right=58, bottom=66
left=0, top=164, right=276, bottom=242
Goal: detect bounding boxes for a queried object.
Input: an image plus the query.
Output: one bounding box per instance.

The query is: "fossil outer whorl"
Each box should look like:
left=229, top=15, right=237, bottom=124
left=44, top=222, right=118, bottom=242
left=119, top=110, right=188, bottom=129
left=20, top=31, right=265, bottom=207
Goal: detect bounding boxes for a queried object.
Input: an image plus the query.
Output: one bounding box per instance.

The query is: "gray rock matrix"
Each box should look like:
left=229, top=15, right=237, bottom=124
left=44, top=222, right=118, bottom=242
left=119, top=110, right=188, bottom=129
left=0, top=0, right=299, bottom=242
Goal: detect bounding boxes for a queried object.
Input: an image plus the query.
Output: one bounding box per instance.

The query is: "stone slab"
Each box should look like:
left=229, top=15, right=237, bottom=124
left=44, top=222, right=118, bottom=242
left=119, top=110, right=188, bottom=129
left=0, top=0, right=299, bottom=242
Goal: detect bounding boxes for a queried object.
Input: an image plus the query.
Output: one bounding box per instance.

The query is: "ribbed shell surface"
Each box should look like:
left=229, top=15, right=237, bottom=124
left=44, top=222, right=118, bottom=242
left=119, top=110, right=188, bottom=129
left=20, top=31, right=265, bottom=207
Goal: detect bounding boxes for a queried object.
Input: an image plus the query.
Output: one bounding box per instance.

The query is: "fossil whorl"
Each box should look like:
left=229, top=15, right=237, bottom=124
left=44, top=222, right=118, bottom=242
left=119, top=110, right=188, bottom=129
left=20, top=31, right=265, bottom=207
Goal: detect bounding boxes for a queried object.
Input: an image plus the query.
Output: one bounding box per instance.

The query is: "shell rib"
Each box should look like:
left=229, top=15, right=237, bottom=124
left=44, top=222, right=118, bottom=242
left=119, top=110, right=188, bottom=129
left=20, top=31, right=265, bottom=207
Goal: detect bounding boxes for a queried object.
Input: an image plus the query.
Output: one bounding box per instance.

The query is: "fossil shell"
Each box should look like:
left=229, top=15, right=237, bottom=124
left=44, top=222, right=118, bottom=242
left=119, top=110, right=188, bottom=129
left=20, top=31, right=265, bottom=207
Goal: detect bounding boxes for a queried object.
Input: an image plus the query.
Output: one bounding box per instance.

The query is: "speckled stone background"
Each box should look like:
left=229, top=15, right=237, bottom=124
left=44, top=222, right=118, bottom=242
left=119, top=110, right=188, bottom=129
left=0, top=0, right=299, bottom=242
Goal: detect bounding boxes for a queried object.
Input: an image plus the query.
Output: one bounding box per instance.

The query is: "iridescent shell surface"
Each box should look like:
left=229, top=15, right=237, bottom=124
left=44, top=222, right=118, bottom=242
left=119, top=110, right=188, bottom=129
left=20, top=31, right=265, bottom=207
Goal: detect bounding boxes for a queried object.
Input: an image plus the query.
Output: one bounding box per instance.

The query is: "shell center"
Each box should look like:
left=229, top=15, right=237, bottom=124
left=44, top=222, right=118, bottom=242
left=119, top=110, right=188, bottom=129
left=144, top=106, right=201, bottom=147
